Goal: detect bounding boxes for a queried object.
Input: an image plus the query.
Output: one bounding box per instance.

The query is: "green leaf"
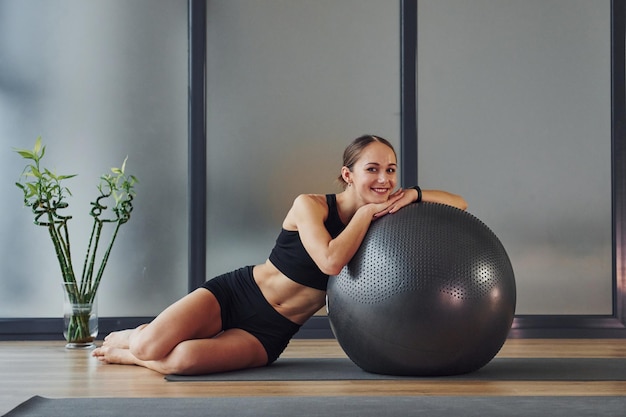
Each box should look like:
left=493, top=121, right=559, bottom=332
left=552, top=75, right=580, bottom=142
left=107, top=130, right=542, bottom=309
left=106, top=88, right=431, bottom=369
left=14, top=149, right=35, bottom=159
left=33, top=136, right=42, bottom=155
left=120, top=156, right=128, bottom=173
left=44, top=168, right=57, bottom=179
left=30, top=166, right=42, bottom=178
left=26, top=183, right=38, bottom=197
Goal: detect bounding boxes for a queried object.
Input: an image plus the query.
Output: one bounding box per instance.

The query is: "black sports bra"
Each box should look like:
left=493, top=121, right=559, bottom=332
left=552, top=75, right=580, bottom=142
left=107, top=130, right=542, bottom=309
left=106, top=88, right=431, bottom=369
left=268, top=194, right=345, bottom=291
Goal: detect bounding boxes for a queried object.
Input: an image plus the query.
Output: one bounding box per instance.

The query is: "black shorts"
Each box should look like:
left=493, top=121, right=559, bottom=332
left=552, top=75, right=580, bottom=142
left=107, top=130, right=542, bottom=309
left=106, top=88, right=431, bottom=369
left=201, top=266, right=301, bottom=364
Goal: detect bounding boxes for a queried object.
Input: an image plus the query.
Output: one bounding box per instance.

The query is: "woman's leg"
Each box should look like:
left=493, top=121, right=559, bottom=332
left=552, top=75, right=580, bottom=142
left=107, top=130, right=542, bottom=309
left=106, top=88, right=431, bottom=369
left=94, top=287, right=267, bottom=374
left=126, top=288, right=224, bottom=360
left=95, top=288, right=221, bottom=360
left=94, top=328, right=268, bottom=375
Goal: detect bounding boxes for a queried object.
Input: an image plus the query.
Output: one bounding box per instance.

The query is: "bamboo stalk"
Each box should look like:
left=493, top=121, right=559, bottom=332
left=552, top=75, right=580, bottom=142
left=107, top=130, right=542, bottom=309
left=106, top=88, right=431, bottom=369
left=15, top=139, right=136, bottom=345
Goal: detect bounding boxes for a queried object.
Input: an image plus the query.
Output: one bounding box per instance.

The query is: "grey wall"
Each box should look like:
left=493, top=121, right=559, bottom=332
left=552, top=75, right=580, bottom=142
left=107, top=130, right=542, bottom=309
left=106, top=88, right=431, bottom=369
left=0, top=0, right=188, bottom=317
left=204, top=0, right=401, bottom=278
left=416, top=0, right=613, bottom=314
left=0, top=0, right=615, bottom=323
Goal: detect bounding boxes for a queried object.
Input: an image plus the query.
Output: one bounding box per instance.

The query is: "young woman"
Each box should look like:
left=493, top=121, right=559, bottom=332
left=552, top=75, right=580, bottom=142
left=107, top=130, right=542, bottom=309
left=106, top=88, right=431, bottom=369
left=92, top=135, right=467, bottom=375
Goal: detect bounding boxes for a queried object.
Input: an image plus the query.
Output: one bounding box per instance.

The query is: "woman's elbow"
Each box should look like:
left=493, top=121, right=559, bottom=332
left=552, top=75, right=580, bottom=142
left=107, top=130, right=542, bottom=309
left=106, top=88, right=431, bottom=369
left=444, top=192, right=468, bottom=211
left=320, top=260, right=345, bottom=276
left=455, top=196, right=468, bottom=211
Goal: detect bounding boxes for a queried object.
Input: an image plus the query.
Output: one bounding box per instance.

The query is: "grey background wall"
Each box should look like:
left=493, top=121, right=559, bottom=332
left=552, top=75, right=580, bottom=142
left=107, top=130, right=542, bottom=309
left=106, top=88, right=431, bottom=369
left=0, top=0, right=400, bottom=320
left=416, top=0, right=612, bottom=315
left=0, top=0, right=617, bottom=325
left=0, top=0, right=189, bottom=317
left=204, top=0, right=400, bottom=279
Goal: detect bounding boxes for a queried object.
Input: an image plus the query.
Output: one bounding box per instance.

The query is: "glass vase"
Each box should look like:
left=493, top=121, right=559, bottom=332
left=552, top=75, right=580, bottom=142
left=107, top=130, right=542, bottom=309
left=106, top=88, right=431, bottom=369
left=62, top=283, right=98, bottom=349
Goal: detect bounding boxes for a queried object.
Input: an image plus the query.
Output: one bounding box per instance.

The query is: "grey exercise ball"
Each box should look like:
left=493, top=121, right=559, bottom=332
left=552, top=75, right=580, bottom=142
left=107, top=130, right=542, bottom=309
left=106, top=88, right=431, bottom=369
left=327, top=202, right=516, bottom=376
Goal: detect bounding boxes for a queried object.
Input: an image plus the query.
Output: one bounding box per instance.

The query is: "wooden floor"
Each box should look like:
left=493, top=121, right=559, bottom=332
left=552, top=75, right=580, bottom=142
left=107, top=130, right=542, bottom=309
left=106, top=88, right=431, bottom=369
left=1, top=339, right=625, bottom=415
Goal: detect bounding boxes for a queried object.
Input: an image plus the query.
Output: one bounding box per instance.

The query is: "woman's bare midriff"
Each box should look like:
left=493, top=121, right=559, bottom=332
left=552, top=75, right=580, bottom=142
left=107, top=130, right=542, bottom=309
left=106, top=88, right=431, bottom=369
left=253, top=260, right=326, bottom=325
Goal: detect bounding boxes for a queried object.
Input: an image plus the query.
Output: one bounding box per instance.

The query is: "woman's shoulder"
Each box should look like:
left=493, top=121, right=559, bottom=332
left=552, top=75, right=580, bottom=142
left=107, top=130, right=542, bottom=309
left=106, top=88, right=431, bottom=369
left=285, top=194, right=331, bottom=227
left=292, top=193, right=329, bottom=208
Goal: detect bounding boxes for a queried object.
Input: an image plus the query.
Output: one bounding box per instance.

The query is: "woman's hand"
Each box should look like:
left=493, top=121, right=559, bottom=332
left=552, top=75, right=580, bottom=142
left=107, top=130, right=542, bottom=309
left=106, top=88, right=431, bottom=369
left=382, top=187, right=469, bottom=212
left=371, top=189, right=409, bottom=218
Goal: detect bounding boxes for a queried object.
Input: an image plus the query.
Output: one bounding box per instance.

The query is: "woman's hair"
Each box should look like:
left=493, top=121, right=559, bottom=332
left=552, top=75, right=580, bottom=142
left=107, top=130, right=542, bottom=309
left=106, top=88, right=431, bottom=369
left=337, top=134, right=397, bottom=189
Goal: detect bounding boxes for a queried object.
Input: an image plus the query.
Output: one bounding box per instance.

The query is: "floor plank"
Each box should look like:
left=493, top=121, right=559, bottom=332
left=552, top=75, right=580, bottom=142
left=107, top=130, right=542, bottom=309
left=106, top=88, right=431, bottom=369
left=1, top=339, right=625, bottom=415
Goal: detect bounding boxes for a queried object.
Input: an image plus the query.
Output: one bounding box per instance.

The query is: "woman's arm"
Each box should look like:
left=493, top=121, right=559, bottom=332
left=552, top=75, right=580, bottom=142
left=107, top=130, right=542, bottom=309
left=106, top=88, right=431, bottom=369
left=287, top=193, right=404, bottom=276
left=386, top=187, right=467, bottom=214
left=421, top=189, right=467, bottom=210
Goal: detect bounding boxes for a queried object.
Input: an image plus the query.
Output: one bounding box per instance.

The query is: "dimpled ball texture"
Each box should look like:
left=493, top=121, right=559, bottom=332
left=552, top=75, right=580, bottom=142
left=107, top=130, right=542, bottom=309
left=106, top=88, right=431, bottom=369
left=327, top=202, right=516, bottom=376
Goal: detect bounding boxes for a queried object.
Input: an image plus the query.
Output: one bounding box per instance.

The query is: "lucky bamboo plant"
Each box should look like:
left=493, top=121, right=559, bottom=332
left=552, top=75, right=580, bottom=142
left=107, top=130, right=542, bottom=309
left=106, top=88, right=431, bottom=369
left=14, top=137, right=137, bottom=344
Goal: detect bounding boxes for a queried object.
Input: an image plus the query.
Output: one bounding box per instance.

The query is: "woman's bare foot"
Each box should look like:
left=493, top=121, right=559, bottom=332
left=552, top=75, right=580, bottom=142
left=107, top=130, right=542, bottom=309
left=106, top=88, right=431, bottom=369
left=92, top=345, right=138, bottom=366
left=101, top=329, right=134, bottom=349
left=101, top=324, right=147, bottom=349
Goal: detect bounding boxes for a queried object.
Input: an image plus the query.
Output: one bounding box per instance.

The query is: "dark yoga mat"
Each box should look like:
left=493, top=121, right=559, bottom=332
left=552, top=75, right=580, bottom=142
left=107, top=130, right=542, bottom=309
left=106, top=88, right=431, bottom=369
left=6, top=395, right=626, bottom=417
left=165, top=357, right=626, bottom=381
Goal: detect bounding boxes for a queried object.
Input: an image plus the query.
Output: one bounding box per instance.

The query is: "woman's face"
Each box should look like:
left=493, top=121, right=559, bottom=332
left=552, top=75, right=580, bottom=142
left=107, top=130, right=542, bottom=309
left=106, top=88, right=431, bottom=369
left=344, top=141, right=398, bottom=204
